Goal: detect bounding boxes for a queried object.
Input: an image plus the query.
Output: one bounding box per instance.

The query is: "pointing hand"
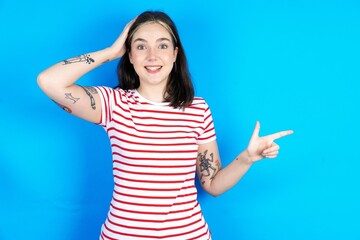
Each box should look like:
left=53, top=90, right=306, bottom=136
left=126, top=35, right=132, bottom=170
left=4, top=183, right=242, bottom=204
left=246, top=121, right=293, bottom=162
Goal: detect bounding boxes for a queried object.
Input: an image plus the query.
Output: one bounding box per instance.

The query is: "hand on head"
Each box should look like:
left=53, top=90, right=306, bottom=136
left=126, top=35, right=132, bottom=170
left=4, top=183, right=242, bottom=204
left=110, top=17, right=137, bottom=59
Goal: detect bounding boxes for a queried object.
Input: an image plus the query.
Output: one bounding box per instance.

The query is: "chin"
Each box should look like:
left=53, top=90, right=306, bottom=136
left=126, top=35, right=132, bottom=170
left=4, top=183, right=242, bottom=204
left=140, top=75, right=169, bottom=86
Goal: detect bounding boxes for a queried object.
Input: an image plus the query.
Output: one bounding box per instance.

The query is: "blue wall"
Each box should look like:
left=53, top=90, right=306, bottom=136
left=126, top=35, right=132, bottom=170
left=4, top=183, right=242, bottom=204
left=1, top=0, right=359, bottom=239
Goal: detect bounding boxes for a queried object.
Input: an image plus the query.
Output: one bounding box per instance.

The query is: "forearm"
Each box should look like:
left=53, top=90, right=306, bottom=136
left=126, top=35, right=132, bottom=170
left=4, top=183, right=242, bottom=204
left=37, top=47, right=116, bottom=90
left=208, top=150, right=253, bottom=197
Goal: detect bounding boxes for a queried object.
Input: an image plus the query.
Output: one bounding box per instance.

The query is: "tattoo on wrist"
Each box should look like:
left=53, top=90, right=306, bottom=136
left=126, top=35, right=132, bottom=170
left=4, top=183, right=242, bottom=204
left=198, top=150, right=217, bottom=184
left=63, top=54, right=95, bottom=65
left=65, top=93, right=80, bottom=104
left=81, top=86, right=97, bottom=110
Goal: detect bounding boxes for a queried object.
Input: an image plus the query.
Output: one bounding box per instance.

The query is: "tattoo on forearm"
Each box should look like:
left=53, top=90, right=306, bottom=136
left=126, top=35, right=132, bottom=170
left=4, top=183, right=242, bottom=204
left=52, top=100, right=72, bottom=113
left=65, top=93, right=80, bottom=103
left=198, top=150, right=218, bottom=184
left=81, top=86, right=97, bottom=110
left=62, top=54, right=95, bottom=65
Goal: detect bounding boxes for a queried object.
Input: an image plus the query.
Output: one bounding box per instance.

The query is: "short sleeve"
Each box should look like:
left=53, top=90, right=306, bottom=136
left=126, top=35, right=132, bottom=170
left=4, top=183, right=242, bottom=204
left=197, top=102, right=216, bottom=144
left=94, top=86, right=115, bottom=128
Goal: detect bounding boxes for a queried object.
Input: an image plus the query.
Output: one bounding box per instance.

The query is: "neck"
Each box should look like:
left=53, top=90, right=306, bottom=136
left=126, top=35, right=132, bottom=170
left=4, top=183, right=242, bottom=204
left=137, top=84, right=167, bottom=103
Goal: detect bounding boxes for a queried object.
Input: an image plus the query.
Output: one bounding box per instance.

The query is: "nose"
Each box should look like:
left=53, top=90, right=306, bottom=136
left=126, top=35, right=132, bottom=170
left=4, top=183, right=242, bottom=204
left=147, top=47, right=158, bottom=61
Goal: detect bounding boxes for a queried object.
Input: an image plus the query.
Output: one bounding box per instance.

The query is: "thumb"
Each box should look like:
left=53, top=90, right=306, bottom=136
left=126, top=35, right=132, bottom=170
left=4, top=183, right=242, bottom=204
left=251, top=121, right=260, bottom=140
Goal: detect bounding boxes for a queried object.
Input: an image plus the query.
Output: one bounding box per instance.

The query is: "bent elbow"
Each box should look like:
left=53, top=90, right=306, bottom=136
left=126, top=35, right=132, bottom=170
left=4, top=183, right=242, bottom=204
left=208, top=191, right=222, bottom=198
left=37, top=72, right=58, bottom=95
left=37, top=72, right=48, bottom=90
left=204, top=187, right=222, bottom=198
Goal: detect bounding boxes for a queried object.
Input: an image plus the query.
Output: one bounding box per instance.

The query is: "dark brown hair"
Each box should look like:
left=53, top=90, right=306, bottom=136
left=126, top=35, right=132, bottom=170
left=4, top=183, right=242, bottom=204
left=116, top=11, right=194, bottom=109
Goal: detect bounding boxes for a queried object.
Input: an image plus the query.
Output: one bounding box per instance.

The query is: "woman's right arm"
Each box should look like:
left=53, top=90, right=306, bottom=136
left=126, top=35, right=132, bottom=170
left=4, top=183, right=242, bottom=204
left=37, top=48, right=116, bottom=123
left=37, top=18, right=135, bottom=123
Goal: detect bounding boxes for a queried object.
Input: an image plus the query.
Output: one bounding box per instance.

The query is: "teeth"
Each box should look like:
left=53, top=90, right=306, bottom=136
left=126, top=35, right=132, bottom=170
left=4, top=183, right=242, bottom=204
left=145, top=66, right=161, bottom=70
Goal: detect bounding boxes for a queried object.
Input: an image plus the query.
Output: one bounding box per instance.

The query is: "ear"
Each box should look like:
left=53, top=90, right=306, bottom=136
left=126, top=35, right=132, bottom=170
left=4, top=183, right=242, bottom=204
left=173, top=47, right=178, bottom=62
left=129, top=51, right=133, bottom=64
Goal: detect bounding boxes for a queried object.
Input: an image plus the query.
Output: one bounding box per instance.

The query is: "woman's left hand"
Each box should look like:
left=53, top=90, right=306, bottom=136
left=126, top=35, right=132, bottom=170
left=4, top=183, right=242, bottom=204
left=246, top=121, right=293, bottom=162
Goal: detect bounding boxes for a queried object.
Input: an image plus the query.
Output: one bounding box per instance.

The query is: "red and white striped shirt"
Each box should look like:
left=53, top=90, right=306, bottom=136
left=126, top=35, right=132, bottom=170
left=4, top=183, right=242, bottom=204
left=95, top=87, right=216, bottom=240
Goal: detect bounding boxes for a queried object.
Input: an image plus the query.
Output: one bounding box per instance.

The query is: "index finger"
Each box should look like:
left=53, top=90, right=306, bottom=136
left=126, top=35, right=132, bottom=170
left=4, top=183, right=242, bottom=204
left=268, top=130, right=294, bottom=140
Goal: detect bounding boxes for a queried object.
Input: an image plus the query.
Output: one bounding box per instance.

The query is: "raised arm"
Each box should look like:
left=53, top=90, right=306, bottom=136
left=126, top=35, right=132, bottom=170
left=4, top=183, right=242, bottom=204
left=197, top=121, right=293, bottom=197
left=37, top=18, right=135, bottom=123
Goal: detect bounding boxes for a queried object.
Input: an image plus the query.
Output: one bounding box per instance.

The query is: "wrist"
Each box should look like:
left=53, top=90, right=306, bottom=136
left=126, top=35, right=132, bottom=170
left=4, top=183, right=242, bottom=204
left=106, top=45, right=126, bottom=60
left=102, top=47, right=119, bottom=61
left=237, top=150, right=254, bottom=165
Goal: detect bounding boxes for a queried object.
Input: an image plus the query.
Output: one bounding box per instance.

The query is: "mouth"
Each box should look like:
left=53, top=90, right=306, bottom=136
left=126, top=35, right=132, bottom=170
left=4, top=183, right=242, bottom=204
left=144, top=65, right=162, bottom=73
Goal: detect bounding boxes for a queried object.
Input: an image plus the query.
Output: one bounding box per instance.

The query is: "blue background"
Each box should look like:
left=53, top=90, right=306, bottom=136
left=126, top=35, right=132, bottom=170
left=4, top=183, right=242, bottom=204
left=1, top=0, right=359, bottom=239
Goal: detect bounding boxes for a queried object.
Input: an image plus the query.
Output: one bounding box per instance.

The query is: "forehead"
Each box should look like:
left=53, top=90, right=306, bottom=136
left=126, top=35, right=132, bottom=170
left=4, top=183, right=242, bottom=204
left=131, top=22, right=173, bottom=42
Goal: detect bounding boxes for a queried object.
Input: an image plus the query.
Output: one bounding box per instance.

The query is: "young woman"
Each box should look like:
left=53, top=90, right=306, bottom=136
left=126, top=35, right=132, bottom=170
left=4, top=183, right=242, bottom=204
left=38, top=11, right=293, bottom=240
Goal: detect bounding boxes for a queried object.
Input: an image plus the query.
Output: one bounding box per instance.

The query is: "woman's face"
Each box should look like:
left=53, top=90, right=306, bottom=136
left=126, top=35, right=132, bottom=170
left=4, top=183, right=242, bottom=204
left=129, top=22, right=178, bottom=90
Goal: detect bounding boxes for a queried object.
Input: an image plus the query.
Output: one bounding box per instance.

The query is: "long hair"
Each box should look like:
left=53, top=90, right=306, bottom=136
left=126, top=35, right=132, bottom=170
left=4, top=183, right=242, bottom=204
left=116, top=11, right=194, bottom=109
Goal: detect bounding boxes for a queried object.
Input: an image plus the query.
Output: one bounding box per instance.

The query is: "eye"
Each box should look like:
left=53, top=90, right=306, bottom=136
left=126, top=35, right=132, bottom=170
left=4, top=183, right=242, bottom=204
left=136, top=45, right=146, bottom=50
left=159, top=44, right=168, bottom=49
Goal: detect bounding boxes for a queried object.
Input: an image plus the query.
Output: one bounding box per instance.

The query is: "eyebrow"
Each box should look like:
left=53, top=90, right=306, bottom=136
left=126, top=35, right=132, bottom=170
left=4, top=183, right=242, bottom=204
left=133, top=37, right=172, bottom=43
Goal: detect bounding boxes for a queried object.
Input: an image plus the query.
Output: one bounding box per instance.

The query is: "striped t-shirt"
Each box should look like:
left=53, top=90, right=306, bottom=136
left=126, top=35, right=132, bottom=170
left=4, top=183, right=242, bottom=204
left=95, top=87, right=216, bottom=240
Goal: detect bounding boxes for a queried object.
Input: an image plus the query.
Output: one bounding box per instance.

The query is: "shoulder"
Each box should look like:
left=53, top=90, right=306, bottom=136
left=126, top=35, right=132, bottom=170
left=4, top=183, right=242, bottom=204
left=190, top=96, right=205, bottom=105
left=190, top=96, right=211, bottom=109
left=95, top=86, right=133, bottom=94
left=95, top=87, right=137, bottom=99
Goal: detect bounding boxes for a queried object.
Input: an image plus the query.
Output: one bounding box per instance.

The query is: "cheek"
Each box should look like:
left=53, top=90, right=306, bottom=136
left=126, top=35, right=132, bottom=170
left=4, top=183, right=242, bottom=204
left=129, top=53, right=143, bottom=65
left=162, top=51, right=177, bottom=62
left=129, top=50, right=135, bottom=64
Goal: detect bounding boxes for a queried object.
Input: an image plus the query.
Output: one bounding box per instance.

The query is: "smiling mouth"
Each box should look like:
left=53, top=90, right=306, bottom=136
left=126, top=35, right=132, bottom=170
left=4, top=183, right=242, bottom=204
left=145, top=66, right=162, bottom=71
